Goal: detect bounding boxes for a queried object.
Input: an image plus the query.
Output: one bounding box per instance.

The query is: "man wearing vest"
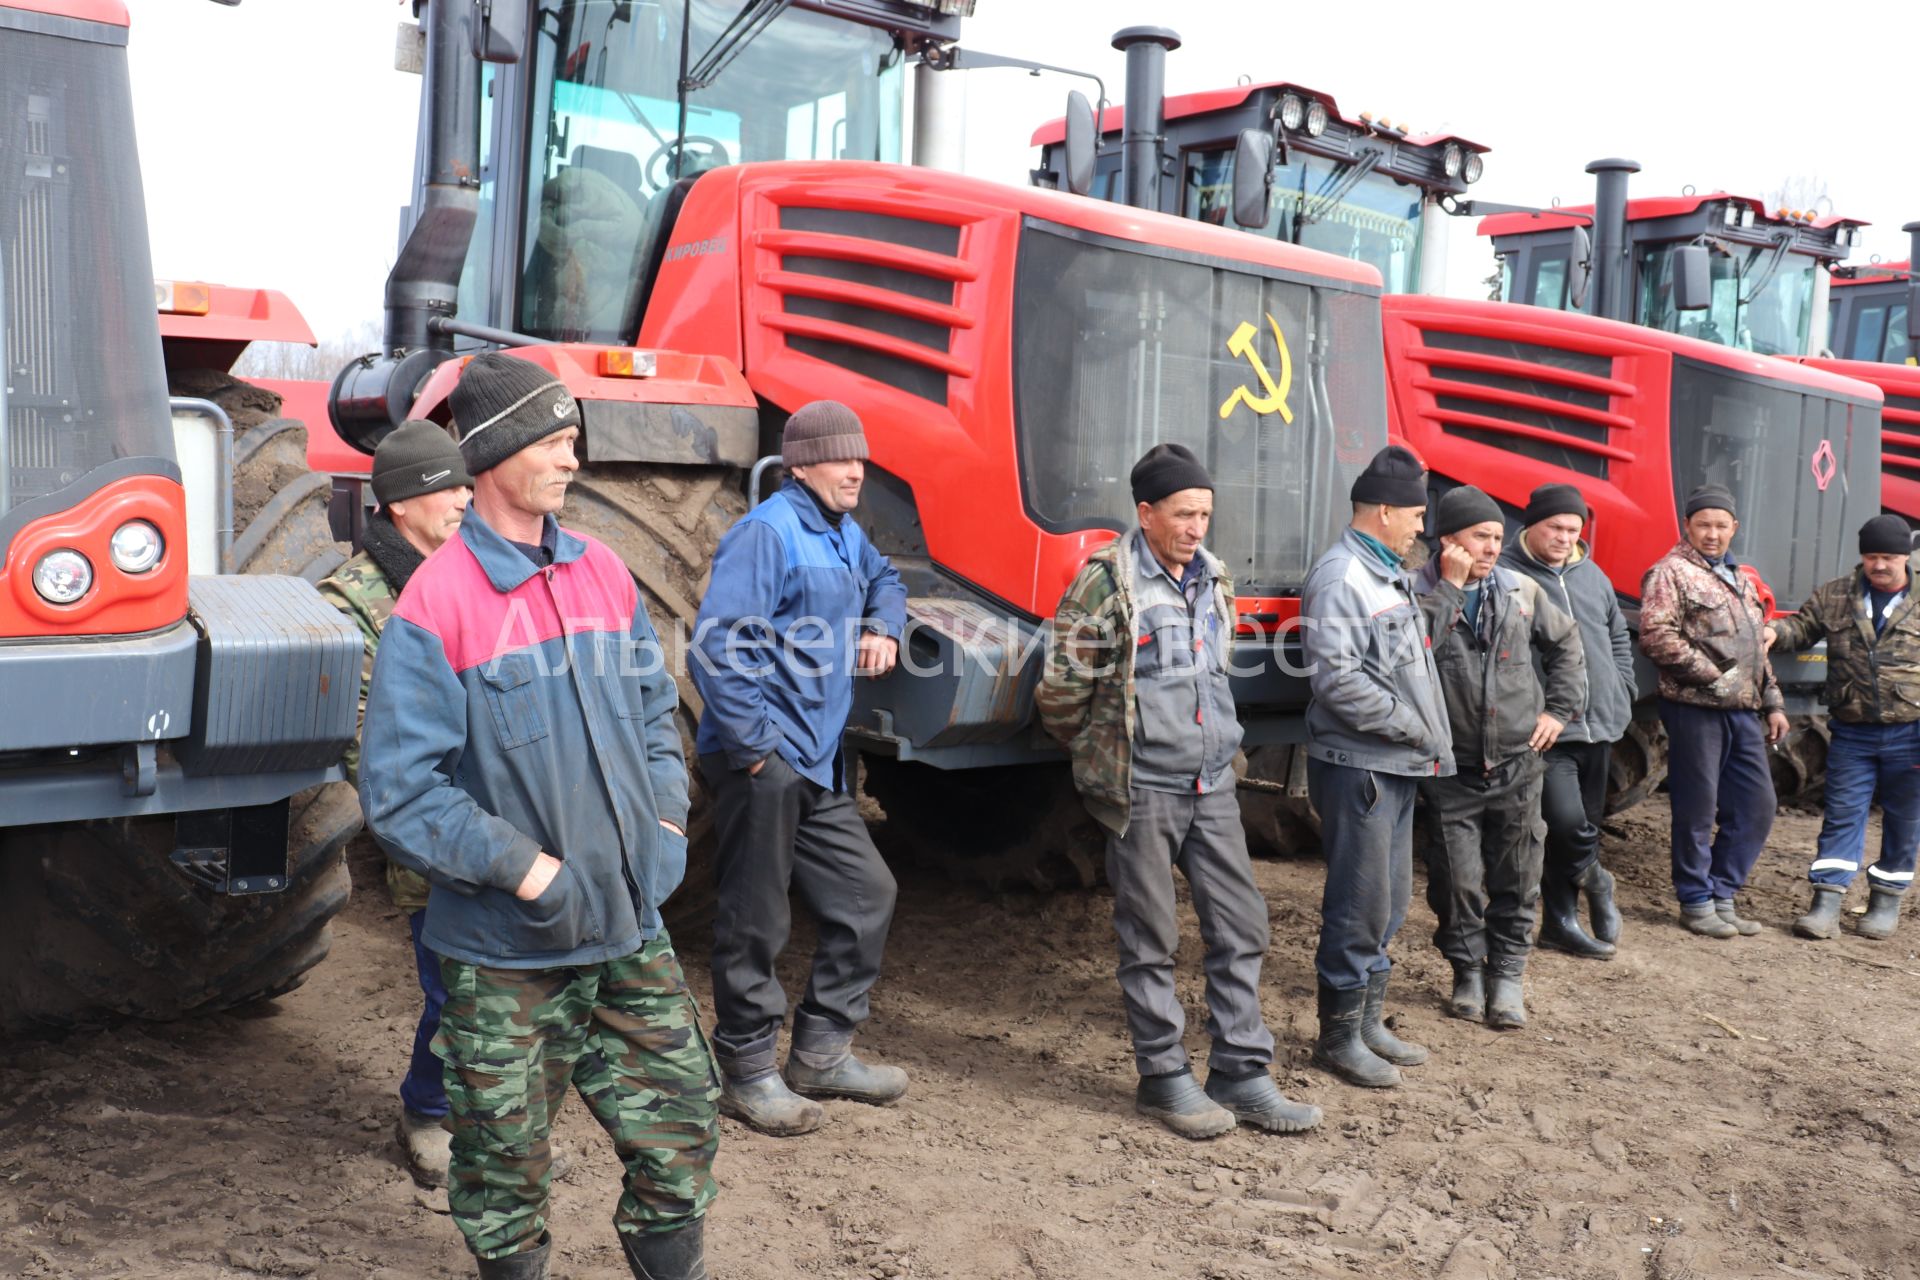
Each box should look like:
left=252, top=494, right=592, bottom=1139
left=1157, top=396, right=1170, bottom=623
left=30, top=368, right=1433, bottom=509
left=691, top=401, right=910, bottom=1138
left=1767, top=514, right=1920, bottom=941
left=317, top=420, right=472, bottom=1187
left=1300, top=445, right=1452, bottom=1088
left=1039, top=443, right=1322, bottom=1141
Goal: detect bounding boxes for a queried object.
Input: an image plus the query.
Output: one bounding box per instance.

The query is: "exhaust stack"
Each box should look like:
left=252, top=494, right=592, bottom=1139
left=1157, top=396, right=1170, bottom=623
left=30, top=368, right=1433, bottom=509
left=1111, top=26, right=1180, bottom=214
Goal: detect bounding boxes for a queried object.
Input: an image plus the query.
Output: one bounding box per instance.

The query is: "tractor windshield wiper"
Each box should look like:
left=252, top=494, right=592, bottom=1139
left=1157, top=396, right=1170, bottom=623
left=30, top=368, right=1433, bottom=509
left=1297, top=149, right=1383, bottom=228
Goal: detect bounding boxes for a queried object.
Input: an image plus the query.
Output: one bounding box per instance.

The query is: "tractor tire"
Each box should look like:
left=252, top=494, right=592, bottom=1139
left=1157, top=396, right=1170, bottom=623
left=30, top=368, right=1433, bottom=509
left=861, top=754, right=1105, bottom=892
left=1605, top=715, right=1669, bottom=816
left=1769, top=714, right=1830, bottom=809
left=0, top=782, right=359, bottom=1034
left=1237, top=744, right=1322, bottom=858
left=561, top=463, right=748, bottom=932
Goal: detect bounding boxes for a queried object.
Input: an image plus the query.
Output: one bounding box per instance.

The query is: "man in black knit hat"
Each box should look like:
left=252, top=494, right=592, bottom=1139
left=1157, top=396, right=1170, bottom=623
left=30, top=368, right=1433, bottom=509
left=1299, top=445, right=1450, bottom=1087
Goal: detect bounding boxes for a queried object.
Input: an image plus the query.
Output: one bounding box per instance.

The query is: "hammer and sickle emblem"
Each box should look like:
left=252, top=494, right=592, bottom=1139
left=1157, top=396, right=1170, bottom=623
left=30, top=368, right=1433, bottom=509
left=1218, top=313, right=1293, bottom=422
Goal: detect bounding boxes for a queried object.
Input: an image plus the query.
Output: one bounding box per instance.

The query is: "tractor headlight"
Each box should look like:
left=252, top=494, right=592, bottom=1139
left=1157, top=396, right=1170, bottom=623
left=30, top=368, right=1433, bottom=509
left=34, top=549, right=92, bottom=605
left=110, top=520, right=164, bottom=574
left=1277, top=93, right=1306, bottom=131
left=1304, top=99, right=1329, bottom=137
left=1443, top=143, right=1464, bottom=179
left=1462, top=151, right=1484, bottom=184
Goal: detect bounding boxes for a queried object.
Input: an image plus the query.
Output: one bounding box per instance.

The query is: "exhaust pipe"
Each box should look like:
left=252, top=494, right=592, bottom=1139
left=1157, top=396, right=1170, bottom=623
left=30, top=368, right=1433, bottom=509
left=1111, top=26, right=1180, bottom=214
left=1585, top=158, right=1640, bottom=324
left=1905, top=221, right=1920, bottom=365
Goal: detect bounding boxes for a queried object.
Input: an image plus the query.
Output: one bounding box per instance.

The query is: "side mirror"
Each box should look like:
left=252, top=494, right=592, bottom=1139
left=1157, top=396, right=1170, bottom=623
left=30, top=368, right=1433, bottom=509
left=1062, top=90, right=1097, bottom=197
left=1567, top=225, right=1593, bottom=310
left=473, top=0, right=527, bottom=64
left=1674, top=243, right=1713, bottom=312
left=1231, top=128, right=1276, bottom=229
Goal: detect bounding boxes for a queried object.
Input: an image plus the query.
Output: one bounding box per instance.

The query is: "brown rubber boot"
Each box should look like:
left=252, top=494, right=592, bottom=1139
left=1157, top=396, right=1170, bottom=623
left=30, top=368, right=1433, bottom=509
left=397, top=1107, right=451, bottom=1189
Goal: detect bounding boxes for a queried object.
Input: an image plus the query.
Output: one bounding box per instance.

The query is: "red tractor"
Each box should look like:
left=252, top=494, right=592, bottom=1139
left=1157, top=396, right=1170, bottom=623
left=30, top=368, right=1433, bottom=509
left=1032, top=66, right=1883, bottom=810
left=0, top=1, right=363, bottom=1031
left=300, top=6, right=1393, bottom=882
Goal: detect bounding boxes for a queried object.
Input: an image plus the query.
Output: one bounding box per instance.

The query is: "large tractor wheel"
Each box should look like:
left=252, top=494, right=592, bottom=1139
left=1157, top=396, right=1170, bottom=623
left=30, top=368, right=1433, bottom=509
left=1605, top=715, right=1669, bottom=816
left=562, top=463, right=748, bottom=931
left=0, top=782, right=359, bottom=1033
left=1769, top=715, right=1830, bottom=809
left=860, top=755, right=1105, bottom=892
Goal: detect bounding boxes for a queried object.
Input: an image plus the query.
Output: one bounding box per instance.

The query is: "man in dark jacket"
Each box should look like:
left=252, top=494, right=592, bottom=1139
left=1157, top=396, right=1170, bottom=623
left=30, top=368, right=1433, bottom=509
left=1768, top=514, right=1920, bottom=941
left=1499, top=483, right=1635, bottom=959
left=691, top=401, right=910, bottom=1138
left=317, top=420, right=471, bottom=1187
left=362, top=353, right=716, bottom=1280
left=1416, top=486, right=1584, bottom=1030
left=1300, top=445, right=1451, bottom=1088
left=1639, top=484, right=1790, bottom=939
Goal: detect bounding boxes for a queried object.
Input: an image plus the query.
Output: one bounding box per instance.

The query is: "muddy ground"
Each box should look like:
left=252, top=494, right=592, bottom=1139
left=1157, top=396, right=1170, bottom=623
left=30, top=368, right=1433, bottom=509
left=4, top=795, right=1919, bottom=1280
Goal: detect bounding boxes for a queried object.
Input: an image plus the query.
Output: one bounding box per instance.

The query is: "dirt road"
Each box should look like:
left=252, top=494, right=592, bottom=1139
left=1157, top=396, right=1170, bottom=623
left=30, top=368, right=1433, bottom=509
left=4, top=797, right=1918, bottom=1280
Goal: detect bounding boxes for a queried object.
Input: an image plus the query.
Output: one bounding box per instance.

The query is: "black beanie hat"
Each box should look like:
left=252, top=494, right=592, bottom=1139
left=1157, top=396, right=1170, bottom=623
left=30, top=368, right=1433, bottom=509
left=1130, top=442, right=1213, bottom=507
left=1435, top=485, right=1505, bottom=538
left=1350, top=444, right=1427, bottom=508
left=450, top=352, right=581, bottom=475
left=1683, top=483, right=1737, bottom=519
left=371, top=419, right=472, bottom=506
left=1860, top=513, right=1913, bottom=556
left=1522, top=482, right=1588, bottom=528
left=782, top=400, right=870, bottom=467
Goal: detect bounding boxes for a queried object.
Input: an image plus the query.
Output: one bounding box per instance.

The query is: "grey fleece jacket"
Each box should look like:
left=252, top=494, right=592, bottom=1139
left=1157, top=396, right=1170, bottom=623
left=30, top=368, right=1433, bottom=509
left=1499, top=537, right=1637, bottom=744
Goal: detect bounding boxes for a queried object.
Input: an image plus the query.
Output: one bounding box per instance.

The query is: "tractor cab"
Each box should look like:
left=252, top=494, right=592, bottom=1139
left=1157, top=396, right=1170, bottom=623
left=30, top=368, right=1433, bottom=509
left=1827, top=257, right=1912, bottom=365
left=1033, top=80, right=1486, bottom=297
left=1482, top=196, right=1866, bottom=359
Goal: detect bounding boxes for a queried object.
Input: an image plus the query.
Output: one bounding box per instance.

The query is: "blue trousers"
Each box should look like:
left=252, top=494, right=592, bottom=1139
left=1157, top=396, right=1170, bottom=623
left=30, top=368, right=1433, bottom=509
left=1659, top=699, right=1776, bottom=905
left=400, top=909, right=450, bottom=1118
left=1810, top=719, right=1920, bottom=894
left=1310, top=759, right=1419, bottom=991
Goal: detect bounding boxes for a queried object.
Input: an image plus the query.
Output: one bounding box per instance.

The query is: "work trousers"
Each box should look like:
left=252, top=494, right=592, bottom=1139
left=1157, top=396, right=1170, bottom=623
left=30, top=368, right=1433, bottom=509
left=1809, top=719, right=1920, bottom=894
left=400, top=909, right=450, bottom=1119
left=434, top=936, right=720, bottom=1261
left=1105, top=785, right=1275, bottom=1078
left=700, top=751, right=898, bottom=1075
left=1541, top=740, right=1611, bottom=883
left=1659, top=698, right=1776, bottom=905
left=1310, top=759, right=1420, bottom=991
left=1421, top=756, right=1545, bottom=965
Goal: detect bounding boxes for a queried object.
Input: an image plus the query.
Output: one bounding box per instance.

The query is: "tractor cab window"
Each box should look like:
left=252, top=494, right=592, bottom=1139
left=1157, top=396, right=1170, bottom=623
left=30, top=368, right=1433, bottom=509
left=1182, top=147, right=1424, bottom=295
left=0, top=23, right=170, bottom=518
left=1637, top=242, right=1818, bottom=357
left=1844, top=298, right=1909, bottom=363
left=517, top=0, right=904, bottom=343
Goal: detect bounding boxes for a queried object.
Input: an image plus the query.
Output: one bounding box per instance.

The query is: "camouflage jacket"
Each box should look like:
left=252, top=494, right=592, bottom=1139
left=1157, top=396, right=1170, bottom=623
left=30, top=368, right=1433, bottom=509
left=1036, top=533, right=1235, bottom=837
left=316, top=515, right=429, bottom=911
left=1638, top=541, right=1783, bottom=714
left=1770, top=565, right=1920, bottom=723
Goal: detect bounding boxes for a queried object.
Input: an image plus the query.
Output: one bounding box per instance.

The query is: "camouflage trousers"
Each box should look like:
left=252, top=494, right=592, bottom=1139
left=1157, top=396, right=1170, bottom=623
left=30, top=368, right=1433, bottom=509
left=433, top=934, right=721, bottom=1260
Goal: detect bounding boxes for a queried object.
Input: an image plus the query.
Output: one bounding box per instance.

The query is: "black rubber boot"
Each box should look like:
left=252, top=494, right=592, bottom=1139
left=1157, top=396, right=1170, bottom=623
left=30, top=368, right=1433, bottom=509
left=622, top=1219, right=709, bottom=1280
left=784, top=1009, right=909, bottom=1106
left=476, top=1235, right=550, bottom=1280
left=1681, top=901, right=1738, bottom=939
left=1311, top=984, right=1401, bottom=1088
left=1361, top=968, right=1428, bottom=1065
left=1135, top=1067, right=1236, bottom=1140
left=720, top=1070, right=824, bottom=1136
left=1714, top=897, right=1762, bottom=936
left=1857, top=887, right=1904, bottom=941
left=1538, top=870, right=1616, bottom=959
left=1579, top=855, right=1623, bottom=946
left=1485, top=954, right=1527, bottom=1031
left=1202, top=1069, right=1322, bottom=1134
left=1792, top=885, right=1845, bottom=940
left=1445, top=961, right=1486, bottom=1023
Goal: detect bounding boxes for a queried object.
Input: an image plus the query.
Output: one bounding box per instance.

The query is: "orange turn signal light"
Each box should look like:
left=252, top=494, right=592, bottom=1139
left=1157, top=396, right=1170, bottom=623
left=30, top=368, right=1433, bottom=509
left=155, top=280, right=210, bottom=315
left=596, top=348, right=658, bottom=378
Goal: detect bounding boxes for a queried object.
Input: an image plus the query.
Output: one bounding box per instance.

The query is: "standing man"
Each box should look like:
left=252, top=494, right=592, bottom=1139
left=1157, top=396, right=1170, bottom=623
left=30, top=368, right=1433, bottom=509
left=691, top=401, right=910, bottom=1138
left=1767, top=514, right=1920, bottom=941
left=1500, top=483, right=1635, bottom=959
left=1039, top=443, right=1322, bottom=1141
left=1300, top=445, right=1451, bottom=1088
left=1639, top=484, right=1790, bottom=940
left=317, top=420, right=472, bottom=1188
left=361, top=352, right=717, bottom=1280
left=1415, top=487, right=1584, bottom=1031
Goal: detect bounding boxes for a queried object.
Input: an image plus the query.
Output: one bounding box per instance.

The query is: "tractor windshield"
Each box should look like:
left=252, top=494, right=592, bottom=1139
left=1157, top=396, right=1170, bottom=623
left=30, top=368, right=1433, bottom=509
left=1015, top=220, right=1388, bottom=595
left=516, top=0, right=905, bottom=343
left=1668, top=358, right=1879, bottom=609
left=1183, top=147, right=1424, bottom=295
left=1638, top=242, right=1819, bottom=357
left=0, top=21, right=170, bottom=519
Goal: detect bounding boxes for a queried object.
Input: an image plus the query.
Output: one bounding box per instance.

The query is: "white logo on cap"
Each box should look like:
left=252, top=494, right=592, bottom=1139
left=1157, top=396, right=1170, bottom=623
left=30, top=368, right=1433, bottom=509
left=421, top=468, right=451, bottom=485
left=553, top=395, right=570, bottom=419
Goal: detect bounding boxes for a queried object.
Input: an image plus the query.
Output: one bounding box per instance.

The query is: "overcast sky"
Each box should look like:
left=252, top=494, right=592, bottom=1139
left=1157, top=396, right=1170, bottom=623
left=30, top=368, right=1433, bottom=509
left=131, top=0, right=1915, bottom=343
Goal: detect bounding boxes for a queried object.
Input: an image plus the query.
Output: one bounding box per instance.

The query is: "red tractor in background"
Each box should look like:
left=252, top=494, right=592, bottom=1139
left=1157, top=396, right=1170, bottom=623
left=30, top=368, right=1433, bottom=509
left=1032, top=66, right=1884, bottom=811
left=0, top=1, right=364, bottom=1032
left=296, top=6, right=1394, bottom=884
